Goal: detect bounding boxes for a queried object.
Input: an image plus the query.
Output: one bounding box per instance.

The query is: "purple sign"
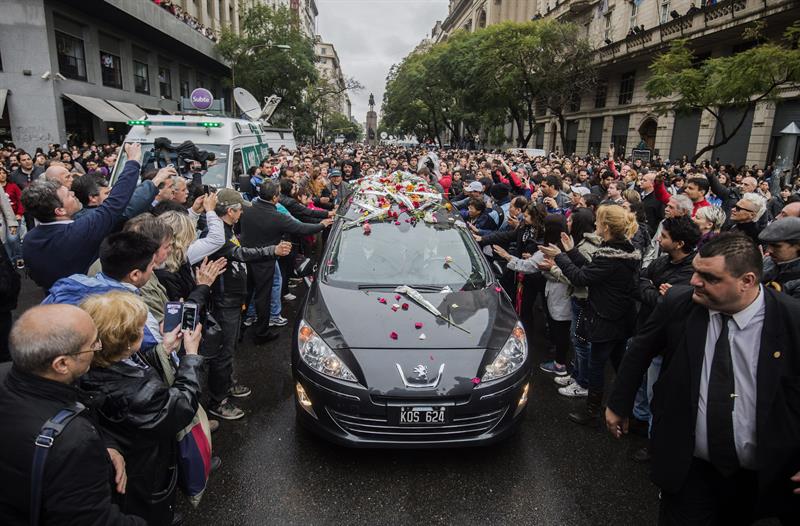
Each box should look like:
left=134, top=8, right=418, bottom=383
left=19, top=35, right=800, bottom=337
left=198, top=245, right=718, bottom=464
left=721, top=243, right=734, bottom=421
left=190, top=88, right=213, bottom=110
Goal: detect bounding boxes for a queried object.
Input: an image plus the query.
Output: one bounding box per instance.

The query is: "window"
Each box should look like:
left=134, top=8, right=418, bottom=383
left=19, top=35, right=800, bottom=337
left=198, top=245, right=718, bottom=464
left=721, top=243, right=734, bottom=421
left=56, top=31, right=87, bottom=81
left=159, top=66, right=172, bottom=99
left=535, top=96, right=546, bottom=117
left=179, top=66, right=191, bottom=98
left=618, top=71, right=635, bottom=105
left=100, top=51, right=122, bottom=89
left=629, top=3, right=638, bottom=32
left=604, top=13, right=612, bottom=42
left=595, top=79, right=608, bottom=109
left=133, top=60, right=149, bottom=94
left=660, top=0, right=671, bottom=24
left=569, top=91, right=581, bottom=112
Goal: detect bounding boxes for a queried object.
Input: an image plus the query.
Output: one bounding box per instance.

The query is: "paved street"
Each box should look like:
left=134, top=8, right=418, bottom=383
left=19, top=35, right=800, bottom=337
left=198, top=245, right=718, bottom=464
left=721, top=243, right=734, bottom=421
left=12, top=274, right=655, bottom=526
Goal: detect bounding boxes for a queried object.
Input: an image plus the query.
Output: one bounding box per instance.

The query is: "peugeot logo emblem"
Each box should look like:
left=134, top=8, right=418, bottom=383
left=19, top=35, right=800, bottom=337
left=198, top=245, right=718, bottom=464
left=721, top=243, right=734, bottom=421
left=396, top=363, right=445, bottom=389
left=412, top=364, right=428, bottom=381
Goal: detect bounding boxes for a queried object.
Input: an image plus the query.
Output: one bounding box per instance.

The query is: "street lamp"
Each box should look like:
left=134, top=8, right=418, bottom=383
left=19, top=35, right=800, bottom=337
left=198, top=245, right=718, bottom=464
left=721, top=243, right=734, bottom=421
left=231, top=41, right=291, bottom=97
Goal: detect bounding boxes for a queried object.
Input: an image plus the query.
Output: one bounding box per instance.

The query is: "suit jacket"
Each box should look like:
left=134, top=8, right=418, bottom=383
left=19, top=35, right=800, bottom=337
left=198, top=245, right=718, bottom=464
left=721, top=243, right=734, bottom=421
left=608, top=286, right=800, bottom=514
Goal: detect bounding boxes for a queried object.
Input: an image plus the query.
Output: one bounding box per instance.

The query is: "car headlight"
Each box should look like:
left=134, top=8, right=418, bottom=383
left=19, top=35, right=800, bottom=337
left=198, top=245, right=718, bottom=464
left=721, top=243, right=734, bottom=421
left=482, top=322, right=527, bottom=383
left=298, top=320, right=357, bottom=382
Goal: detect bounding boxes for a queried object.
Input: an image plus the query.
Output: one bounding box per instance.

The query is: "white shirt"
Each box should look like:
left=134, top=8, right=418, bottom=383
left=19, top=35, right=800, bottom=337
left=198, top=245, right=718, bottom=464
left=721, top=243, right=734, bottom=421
left=694, top=286, right=764, bottom=470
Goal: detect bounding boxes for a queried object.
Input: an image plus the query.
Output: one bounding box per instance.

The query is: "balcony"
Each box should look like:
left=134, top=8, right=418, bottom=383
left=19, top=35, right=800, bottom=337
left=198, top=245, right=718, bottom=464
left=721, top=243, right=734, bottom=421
left=568, top=0, right=600, bottom=16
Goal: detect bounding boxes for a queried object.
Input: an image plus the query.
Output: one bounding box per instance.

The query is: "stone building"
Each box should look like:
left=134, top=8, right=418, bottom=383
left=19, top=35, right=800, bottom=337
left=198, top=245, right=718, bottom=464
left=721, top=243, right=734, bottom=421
left=0, top=0, right=242, bottom=151
left=314, top=38, right=352, bottom=119
left=432, top=0, right=800, bottom=168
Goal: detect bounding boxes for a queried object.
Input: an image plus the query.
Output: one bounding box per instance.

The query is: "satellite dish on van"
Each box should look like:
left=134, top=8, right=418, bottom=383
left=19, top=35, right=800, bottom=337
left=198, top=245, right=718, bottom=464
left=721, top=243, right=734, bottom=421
left=233, top=88, right=262, bottom=121
left=233, top=87, right=282, bottom=125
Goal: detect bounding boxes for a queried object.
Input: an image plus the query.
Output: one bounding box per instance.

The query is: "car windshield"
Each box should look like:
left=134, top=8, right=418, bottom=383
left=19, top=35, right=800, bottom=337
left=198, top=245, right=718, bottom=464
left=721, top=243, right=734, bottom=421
left=324, top=221, right=488, bottom=290
left=112, top=143, right=229, bottom=188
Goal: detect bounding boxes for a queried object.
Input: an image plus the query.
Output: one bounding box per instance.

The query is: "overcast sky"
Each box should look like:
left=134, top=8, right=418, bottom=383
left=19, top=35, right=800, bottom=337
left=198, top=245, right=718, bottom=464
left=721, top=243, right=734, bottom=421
left=316, top=0, right=449, bottom=125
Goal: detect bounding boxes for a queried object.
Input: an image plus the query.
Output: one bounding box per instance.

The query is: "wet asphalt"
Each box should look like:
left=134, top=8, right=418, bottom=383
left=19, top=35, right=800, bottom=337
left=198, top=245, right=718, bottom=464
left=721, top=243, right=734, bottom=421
left=17, top=273, right=659, bottom=525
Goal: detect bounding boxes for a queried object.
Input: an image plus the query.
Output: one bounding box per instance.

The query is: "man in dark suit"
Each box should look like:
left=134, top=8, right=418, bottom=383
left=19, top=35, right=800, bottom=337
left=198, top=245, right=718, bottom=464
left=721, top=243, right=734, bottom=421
left=606, top=233, right=800, bottom=525
left=239, top=180, right=331, bottom=345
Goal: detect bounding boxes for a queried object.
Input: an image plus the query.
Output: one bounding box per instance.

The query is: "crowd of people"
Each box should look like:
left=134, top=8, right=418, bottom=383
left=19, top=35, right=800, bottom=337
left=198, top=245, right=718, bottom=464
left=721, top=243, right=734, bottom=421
left=0, top=138, right=799, bottom=525
left=152, top=0, right=219, bottom=42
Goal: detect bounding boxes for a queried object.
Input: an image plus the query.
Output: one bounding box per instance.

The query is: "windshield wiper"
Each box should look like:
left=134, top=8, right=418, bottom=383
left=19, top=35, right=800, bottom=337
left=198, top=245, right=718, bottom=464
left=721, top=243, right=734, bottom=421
left=357, top=284, right=401, bottom=290
left=357, top=284, right=444, bottom=292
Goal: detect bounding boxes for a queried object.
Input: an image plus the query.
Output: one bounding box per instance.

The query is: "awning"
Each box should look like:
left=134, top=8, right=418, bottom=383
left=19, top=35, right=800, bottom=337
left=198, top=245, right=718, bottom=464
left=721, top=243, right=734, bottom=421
left=0, top=89, right=7, bottom=117
left=63, top=93, right=130, bottom=122
left=106, top=100, right=146, bottom=120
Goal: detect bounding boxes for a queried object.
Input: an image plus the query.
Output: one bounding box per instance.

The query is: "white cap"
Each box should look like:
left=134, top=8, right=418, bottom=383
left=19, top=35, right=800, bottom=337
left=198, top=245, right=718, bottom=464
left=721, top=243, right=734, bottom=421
left=571, top=185, right=591, bottom=197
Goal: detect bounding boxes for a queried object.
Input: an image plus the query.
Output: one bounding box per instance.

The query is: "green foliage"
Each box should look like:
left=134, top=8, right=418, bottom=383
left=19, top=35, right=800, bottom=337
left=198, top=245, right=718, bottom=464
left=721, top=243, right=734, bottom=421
left=216, top=4, right=318, bottom=139
left=324, top=113, right=362, bottom=142
left=646, top=30, right=800, bottom=161
left=382, top=20, right=595, bottom=147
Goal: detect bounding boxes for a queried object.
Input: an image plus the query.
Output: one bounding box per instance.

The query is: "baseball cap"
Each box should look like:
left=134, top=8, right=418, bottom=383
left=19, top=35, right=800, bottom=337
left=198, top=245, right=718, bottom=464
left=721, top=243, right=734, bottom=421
left=216, top=188, right=251, bottom=208
left=466, top=181, right=484, bottom=193
left=330, top=168, right=343, bottom=178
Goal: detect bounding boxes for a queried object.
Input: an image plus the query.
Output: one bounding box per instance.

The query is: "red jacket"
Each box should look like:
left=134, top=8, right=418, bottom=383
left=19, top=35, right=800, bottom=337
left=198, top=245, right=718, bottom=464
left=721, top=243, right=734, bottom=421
left=2, top=182, right=23, bottom=216
left=654, top=179, right=671, bottom=206
left=692, top=199, right=710, bottom=217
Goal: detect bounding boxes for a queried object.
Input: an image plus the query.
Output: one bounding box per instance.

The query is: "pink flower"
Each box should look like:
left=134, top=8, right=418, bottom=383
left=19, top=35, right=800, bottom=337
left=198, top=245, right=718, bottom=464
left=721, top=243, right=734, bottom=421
left=414, top=322, right=423, bottom=329
left=471, top=377, right=481, bottom=385
left=378, top=297, right=387, bottom=304
left=390, top=331, right=398, bottom=340
left=402, top=303, right=410, bottom=311
left=391, top=304, right=399, bottom=311
left=495, top=286, right=502, bottom=292
left=394, top=221, right=401, bottom=226
left=395, top=294, right=401, bottom=300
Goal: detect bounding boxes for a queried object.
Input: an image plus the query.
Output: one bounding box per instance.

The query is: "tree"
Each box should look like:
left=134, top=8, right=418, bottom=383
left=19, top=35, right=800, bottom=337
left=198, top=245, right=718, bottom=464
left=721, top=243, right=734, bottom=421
left=216, top=4, right=318, bottom=140
left=646, top=23, right=800, bottom=162
left=323, top=113, right=362, bottom=142
left=535, top=21, right=597, bottom=154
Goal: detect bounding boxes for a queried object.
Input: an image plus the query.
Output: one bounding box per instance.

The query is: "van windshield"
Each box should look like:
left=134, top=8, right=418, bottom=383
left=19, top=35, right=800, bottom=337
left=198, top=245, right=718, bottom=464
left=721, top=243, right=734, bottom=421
left=112, top=143, right=229, bottom=188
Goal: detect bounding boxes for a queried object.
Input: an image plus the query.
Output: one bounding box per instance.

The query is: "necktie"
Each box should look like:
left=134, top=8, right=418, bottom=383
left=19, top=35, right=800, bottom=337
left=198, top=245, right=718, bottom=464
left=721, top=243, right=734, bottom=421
left=707, top=313, right=740, bottom=476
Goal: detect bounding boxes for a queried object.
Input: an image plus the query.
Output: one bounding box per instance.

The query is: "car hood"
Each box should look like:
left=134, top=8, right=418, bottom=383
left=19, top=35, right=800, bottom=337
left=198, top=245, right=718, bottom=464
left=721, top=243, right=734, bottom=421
left=304, top=283, right=518, bottom=351
left=301, top=283, right=520, bottom=394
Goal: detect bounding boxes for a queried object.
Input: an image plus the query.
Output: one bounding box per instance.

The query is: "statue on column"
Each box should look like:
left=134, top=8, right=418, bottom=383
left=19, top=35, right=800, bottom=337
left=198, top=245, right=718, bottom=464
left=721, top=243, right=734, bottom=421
left=369, top=93, right=375, bottom=109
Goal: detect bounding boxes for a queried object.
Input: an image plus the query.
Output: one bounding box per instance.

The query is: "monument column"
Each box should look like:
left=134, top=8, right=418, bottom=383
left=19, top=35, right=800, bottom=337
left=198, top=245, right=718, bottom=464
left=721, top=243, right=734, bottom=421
left=366, top=93, right=378, bottom=146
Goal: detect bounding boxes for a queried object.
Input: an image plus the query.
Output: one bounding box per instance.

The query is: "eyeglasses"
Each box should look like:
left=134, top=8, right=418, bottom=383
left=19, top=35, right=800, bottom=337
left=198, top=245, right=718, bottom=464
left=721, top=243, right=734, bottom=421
left=732, top=204, right=756, bottom=214
left=69, top=339, right=103, bottom=356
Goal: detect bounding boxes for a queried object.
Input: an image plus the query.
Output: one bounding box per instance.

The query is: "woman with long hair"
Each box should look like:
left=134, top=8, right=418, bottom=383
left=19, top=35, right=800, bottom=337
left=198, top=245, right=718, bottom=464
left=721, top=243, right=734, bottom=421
left=540, top=204, right=641, bottom=426
left=79, top=291, right=204, bottom=525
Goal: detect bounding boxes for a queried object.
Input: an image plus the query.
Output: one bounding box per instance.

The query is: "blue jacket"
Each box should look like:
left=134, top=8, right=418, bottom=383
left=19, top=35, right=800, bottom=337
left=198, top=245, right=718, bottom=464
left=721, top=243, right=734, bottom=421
left=24, top=160, right=140, bottom=290
left=43, top=273, right=160, bottom=349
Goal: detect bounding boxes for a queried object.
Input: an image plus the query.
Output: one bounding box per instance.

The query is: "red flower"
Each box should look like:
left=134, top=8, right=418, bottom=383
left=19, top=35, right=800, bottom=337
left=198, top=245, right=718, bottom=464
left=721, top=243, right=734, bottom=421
left=394, top=221, right=401, bottom=226
left=414, top=322, right=423, bottom=329
left=395, top=295, right=401, bottom=300
left=402, top=303, right=410, bottom=311
left=390, top=331, right=398, bottom=340
left=495, top=286, right=502, bottom=292
left=378, top=297, right=387, bottom=304
left=471, top=377, right=481, bottom=385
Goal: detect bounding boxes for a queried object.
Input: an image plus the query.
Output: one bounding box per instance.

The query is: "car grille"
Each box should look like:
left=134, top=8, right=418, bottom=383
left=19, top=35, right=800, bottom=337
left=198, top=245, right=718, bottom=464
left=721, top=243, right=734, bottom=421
left=327, top=407, right=508, bottom=441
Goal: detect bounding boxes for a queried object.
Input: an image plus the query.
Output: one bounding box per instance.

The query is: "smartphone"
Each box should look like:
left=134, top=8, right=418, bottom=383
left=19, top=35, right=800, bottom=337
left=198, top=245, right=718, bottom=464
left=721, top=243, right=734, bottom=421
left=164, top=301, right=183, bottom=333
left=181, top=303, right=199, bottom=331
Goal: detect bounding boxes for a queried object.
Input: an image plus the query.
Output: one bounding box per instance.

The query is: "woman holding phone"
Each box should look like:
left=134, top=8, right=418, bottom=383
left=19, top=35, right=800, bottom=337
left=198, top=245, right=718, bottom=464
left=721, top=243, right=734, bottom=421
left=79, top=291, right=204, bottom=526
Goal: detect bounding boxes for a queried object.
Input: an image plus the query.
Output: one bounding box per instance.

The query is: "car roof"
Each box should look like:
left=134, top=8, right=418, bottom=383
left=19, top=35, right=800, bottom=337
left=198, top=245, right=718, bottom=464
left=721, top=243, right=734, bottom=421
left=338, top=171, right=463, bottom=226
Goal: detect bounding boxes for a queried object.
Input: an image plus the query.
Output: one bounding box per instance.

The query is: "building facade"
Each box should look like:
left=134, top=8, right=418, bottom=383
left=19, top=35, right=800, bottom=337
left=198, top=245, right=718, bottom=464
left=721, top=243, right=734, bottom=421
left=314, top=38, right=352, bottom=119
left=0, top=0, right=239, bottom=151
left=251, top=0, right=318, bottom=38
left=432, top=0, right=800, bottom=168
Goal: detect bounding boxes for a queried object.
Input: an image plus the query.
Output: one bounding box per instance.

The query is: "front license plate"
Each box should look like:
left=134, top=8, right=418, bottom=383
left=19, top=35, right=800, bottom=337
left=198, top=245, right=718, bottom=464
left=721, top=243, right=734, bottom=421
left=394, top=406, right=449, bottom=425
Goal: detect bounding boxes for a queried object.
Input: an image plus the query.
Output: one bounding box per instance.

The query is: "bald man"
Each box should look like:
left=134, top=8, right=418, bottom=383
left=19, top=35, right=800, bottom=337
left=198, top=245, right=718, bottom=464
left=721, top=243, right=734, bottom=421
left=0, top=304, right=145, bottom=525
left=44, top=164, right=74, bottom=190
left=777, top=201, right=800, bottom=219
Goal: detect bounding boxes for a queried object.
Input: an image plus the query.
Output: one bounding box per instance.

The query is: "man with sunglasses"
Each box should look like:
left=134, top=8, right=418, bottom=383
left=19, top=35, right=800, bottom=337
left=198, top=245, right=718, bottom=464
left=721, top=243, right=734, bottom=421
left=724, top=192, right=767, bottom=245
left=0, top=304, right=145, bottom=525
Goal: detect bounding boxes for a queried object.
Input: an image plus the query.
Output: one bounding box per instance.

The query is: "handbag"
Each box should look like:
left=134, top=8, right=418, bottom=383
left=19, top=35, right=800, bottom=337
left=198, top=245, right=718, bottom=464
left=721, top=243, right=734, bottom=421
left=176, top=405, right=212, bottom=507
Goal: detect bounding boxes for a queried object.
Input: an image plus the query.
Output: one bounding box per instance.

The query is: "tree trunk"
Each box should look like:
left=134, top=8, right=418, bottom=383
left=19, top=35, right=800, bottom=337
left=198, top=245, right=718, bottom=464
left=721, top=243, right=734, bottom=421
left=557, top=112, right=567, bottom=155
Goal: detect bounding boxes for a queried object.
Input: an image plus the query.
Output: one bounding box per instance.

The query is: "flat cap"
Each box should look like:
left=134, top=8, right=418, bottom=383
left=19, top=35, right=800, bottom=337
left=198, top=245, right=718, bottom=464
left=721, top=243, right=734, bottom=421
left=758, top=216, right=800, bottom=242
